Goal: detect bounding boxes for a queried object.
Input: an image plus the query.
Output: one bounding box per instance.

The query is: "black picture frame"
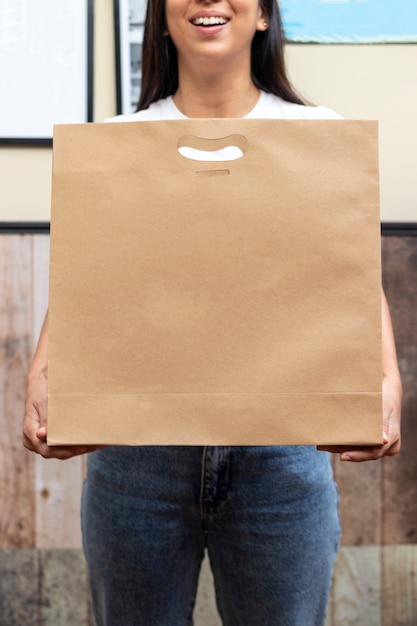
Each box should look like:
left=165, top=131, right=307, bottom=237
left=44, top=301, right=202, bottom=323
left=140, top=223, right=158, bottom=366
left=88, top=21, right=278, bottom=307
left=0, top=222, right=51, bottom=235
left=0, top=0, right=94, bottom=146
left=114, top=0, right=146, bottom=115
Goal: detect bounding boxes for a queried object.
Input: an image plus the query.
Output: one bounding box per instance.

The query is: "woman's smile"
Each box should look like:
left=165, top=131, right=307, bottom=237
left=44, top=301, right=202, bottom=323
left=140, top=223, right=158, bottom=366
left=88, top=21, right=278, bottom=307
left=191, top=16, right=229, bottom=26
left=189, top=11, right=230, bottom=34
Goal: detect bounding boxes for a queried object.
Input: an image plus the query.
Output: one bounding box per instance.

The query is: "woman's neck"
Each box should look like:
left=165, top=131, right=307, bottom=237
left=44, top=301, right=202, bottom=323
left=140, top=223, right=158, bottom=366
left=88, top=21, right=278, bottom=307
left=172, top=70, right=260, bottom=119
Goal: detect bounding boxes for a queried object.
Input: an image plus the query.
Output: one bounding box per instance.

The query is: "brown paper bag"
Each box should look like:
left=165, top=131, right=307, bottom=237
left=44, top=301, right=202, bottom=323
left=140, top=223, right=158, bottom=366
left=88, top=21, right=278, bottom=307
left=47, top=119, right=382, bottom=446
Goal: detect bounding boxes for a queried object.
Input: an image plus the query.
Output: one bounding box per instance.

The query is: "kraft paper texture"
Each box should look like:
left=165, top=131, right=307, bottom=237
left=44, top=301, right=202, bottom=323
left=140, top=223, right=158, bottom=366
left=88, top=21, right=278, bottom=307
left=47, top=119, right=382, bottom=445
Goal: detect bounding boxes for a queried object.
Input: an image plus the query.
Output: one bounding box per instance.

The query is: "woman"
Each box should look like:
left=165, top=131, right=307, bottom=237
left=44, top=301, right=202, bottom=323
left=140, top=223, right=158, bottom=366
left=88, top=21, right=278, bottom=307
left=24, top=1, right=402, bottom=624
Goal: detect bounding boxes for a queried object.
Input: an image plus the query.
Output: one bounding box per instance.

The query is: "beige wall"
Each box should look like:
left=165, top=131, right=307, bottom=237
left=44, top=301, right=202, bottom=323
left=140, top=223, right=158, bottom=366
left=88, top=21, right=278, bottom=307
left=1, top=0, right=416, bottom=222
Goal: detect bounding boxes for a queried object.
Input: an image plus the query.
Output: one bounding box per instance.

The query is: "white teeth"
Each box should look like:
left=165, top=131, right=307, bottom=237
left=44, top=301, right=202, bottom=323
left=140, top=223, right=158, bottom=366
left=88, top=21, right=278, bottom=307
left=192, top=16, right=228, bottom=26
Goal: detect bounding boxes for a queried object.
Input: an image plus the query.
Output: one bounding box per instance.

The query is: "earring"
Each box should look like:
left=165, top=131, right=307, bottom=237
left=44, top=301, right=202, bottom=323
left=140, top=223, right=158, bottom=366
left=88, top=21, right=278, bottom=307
left=263, top=20, right=268, bottom=28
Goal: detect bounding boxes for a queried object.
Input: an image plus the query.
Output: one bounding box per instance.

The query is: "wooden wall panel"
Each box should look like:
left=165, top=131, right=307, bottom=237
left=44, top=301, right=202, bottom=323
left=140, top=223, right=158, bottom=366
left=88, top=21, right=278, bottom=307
left=331, top=546, right=382, bottom=626
left=35, top=457, right=86, bottom=550
left=0, top=234, right=91, bottom=624
left=381, top=237, right=417, bottom=546
left=333, top=459, right=382, bottom=546
left=0, top=549, right=95, bottom=626
left=1, top=233, right=417, bottom=625
left=37, top=550, right=94, bottom=625
left=382, top=545, right=417, bottom=626
left=0, top=236, right=36, bottom=548
left=0, top=550, right=41, bottom=625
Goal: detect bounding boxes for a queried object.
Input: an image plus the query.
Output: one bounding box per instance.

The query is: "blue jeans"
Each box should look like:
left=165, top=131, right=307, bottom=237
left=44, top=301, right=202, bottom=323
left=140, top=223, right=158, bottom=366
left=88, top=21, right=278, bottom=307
left=81, top=446, right=340, bottom=626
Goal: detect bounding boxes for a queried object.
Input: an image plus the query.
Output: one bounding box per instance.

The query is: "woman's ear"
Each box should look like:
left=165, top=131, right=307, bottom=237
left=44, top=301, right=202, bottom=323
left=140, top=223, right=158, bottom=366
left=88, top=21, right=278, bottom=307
left=256, top=18, right=268, bottom=32
left=256, top=8, right=268, bottom=32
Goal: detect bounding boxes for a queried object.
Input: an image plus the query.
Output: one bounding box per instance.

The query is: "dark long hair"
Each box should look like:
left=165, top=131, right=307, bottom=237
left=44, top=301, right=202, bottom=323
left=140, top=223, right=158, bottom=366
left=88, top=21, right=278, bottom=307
left=137, top=0, right=305, bottom=111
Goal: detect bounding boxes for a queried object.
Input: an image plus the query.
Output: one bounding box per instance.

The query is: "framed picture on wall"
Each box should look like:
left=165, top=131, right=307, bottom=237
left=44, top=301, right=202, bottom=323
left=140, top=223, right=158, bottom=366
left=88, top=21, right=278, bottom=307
left=0, top=0, right=93, bottom=146
left=114, top=0, right=147, bottom=115
left=281, top=0, right=417, bottom=44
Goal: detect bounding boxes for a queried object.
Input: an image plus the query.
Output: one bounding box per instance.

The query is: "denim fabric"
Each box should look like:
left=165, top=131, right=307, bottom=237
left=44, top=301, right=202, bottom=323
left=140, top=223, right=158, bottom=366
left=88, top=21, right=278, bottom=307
left=81, top=446, right=340, bottom=626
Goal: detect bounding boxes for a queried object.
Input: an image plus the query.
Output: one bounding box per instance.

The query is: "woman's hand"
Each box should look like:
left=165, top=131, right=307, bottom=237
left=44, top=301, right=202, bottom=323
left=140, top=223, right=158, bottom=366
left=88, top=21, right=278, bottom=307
left=318, top=289, right=402, bottom=462
left=317, top=374, right=401, bottom=462
left=23, top=369, right=103, bottom=460
left=23, top=312, right=105, bottom=460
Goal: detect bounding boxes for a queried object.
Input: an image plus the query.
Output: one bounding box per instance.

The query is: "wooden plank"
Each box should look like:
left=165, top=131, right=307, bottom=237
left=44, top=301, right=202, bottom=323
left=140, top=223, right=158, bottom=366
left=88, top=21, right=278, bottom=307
left=331, top=546, right=382, bottom=626
left=381, top=237, right=417, bottom=545
left=31, top=235, right=86, bottom=549
left=31, top=235, right=50, bottom=348
left=0, top=549, right=94, bottom=626
left=382, top=545, right=417, bottom=626
left=0, top=549, right=41, bottom=625
left=0, top=236, right=36, bottom=548
left=333, top=456, right=382, bottom=546
left=35, top=457, right=86, bottom=549
left=39, top=549, right=95, bottom=625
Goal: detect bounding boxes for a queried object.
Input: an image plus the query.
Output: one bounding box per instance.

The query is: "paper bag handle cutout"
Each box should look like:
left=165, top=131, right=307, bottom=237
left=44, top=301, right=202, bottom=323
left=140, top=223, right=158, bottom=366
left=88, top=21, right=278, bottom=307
left=177, top=133, right=248, bottom=162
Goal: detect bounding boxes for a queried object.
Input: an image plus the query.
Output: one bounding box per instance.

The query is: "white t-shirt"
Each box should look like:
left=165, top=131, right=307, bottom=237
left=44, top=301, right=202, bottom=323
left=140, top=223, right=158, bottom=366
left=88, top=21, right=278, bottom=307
left=107, top=90, right=341, bottom=122
left=107, top=91, right=341, bottom=161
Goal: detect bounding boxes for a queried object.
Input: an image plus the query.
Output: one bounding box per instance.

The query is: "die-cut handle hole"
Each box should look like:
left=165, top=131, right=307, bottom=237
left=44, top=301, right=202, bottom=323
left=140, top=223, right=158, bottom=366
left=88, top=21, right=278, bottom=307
left=177, top=134, right=248, bottom=162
